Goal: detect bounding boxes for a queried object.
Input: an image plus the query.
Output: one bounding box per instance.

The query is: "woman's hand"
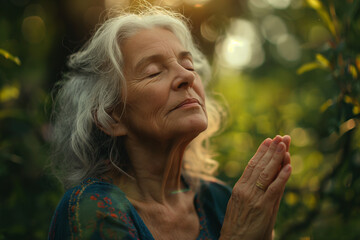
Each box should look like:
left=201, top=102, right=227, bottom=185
left=220, top=135, right=292, bottom=240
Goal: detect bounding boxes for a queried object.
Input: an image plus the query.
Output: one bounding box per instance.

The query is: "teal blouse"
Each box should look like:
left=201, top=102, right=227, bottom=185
left=48, top=177, right=232, bottom=239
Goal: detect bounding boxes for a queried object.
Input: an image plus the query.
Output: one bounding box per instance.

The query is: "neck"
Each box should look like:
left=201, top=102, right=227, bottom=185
left=110, top=138, right=191, bottom=205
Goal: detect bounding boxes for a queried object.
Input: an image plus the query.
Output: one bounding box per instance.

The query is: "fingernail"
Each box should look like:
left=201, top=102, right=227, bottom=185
left=277, top=143, right=284, bottom=152
left=284, top=164, right=291, bottom=172
left=264, top=138, right=272, bottom=147
left=273, top=136, right=282, bottom=143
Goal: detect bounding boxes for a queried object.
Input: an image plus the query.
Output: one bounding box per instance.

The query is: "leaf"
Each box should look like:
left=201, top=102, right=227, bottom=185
left=316, top=54, right=331, bottom=68
left=320, top=99, right=334, bottom=112
left=0, top=49, right=21, bottom=66
left=353, top=106, right=360, bottom=115
left=348, top=64, right=358, bottom=79
left=306, top=0, right=323, bottom=10
left=297, top=62, right=322, bottom=75
left=306, top=0, right=337, bottom=38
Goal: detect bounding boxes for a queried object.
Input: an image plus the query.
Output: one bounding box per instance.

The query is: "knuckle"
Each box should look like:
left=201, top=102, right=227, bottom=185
left=259, top=171, right=270, bottom=182
left=232, top=186, right=248, bottom=200
left=247, top=160, right=256, bottom=170
left=252, top=202, right=263, bottom=211
left=267, top=185, right=279, bottom=196
left=255, top=165, right=265, bottom=172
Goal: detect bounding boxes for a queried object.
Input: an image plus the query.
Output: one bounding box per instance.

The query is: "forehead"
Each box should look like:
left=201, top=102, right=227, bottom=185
left=121, top=27, right=187, bottom=67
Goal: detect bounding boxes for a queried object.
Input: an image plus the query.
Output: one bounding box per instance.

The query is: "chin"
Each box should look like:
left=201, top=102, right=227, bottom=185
left=178, top=118, right=208, bottom=136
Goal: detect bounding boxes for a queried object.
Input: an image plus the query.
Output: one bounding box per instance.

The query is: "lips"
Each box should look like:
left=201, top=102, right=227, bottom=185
left=173, top=98, right=201, bottom=110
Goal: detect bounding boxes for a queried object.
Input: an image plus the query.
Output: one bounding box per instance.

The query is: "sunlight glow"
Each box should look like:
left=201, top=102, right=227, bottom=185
left=220, top=37, right=252, bottom=68
left=105, top=0, right=130, bottom=9
left=266, top=0, right=292, bottom=9
left=184, top=0, right=210, bottom=6
left=217, top=19, right=264, bottom=69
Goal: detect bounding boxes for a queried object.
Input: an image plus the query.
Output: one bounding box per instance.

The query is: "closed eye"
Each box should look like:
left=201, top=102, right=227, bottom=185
left=147, top=72, right=161, bottom=78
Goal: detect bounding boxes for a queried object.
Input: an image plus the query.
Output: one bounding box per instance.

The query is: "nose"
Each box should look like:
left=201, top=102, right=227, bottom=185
left=171, top=65, right=195, bottom=90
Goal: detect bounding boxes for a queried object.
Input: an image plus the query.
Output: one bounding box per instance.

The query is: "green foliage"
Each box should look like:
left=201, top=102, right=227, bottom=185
left=1, top=0, right=360, bottom=239
left=0, top=1, right=62, bottom=239
left=213, top=0, right=360, bottom=239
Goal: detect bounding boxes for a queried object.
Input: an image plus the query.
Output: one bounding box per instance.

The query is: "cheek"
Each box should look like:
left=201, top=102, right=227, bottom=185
left=126, top=85, right=169, bottom=116
left=195, top=80, right=206, bottom=102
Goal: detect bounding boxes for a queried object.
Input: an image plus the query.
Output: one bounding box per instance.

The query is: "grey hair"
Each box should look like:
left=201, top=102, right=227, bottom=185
left=51, top=6, right=224, bottom=190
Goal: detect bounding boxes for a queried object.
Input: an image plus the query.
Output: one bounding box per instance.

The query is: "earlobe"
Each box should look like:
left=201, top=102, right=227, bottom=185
left=108, top=117, right=128, bottom=137
left=94, top=110, right=127, bottom=137
left=104, top=121, right=127, bottom=137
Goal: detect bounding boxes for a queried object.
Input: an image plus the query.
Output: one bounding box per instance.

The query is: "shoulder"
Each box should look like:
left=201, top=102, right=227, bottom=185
left=48, top=178, right=139, bottom=240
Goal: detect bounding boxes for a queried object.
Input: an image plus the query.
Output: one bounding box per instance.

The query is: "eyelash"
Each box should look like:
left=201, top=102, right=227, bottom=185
left=148, top=72, right=161, bottom=78
left=146, top=64, right=195, bottom=78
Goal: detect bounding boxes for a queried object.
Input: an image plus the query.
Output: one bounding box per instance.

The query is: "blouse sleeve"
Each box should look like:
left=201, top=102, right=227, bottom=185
left=48, top=181, right=140, bottom=240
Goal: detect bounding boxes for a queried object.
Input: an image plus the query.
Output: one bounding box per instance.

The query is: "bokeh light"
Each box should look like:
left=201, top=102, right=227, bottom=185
left=275, top=34, right=301, bottom=62
left=291, top=128, right=311, bottom=147
left=200, top=17, right=220, bottom=42
left=267, top=0, right=292, bottom=9
left=291, top=155, right=304, bottom=175
left=216, top=19, right=264, bottom=69
left=261, top=15, right=288, bottom=44
left=308, top=25, right=331, bottom=43
left=285, top=192, right=299, bottom=206
left=22, top=16, right=46, bottom=43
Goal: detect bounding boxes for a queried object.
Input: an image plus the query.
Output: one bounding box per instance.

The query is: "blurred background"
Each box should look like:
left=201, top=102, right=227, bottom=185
left=1, top=0, right=360, bottom=239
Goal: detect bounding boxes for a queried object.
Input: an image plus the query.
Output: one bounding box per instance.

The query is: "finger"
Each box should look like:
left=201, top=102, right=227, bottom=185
left=263, top=165, right=291, bottom=236
left=282, top=135, right=291, bottom=152
left=283, top=152, right=291, bottom=166
left=263, top=164, right=292, bottom=202
left=240, top=138, right=272, bottom=183
left=256, top=142, right=286, bottom=191
left=248, top=136, right=282, bottom=184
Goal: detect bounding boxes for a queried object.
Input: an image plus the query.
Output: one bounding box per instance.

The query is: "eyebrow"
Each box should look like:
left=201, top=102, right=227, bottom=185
left=134, top=51, right=193, bottom=72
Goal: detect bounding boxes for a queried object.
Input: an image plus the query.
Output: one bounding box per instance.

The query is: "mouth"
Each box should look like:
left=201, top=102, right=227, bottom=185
left=172, top=98, right=201, bottom=111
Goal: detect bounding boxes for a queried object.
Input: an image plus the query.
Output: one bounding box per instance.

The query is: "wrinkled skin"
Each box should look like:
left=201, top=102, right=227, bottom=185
left=220, top=135, right=292, bottom=240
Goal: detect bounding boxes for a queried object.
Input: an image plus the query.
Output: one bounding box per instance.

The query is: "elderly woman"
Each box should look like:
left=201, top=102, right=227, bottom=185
left=49, top=6, right=291, bottom=240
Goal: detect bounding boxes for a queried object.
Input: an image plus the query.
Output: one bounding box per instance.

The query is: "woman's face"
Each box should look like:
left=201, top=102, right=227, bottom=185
left=119, top=27, right=208, bottom=144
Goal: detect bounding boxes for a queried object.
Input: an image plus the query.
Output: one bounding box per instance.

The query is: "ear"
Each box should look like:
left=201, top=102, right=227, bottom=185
left=94, top=109, right=128, bottom=137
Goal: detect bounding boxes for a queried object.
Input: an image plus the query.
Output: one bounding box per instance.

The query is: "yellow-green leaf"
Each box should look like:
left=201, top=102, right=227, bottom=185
left=297, top=62, right=322, bottom=75
left=0, top=49, right=21, bottom=66
left=316, top=53, right=331, bottom=68
left=306, top=0, right=337, bottom=38
left=306, top=0, right=323, bottom=10
left=320, top=99, right=334, bottom=112
left=348, top=64, right=358, bottom=79
left=353, top=106, right=360, bottom=115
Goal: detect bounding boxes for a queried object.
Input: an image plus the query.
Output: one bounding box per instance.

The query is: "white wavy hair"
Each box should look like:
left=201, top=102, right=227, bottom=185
left=51, top=6, right=224, bottom=190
